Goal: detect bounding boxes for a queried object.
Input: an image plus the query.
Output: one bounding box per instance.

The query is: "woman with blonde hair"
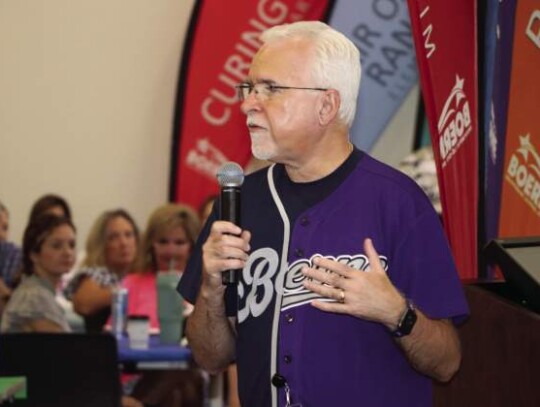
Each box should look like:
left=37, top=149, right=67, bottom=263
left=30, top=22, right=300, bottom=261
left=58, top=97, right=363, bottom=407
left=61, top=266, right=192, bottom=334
left=122, top=203, right=204, bottom=407
left=123, top=203, right=200, bottom=330
left=65, top=208, right=139, bottom=332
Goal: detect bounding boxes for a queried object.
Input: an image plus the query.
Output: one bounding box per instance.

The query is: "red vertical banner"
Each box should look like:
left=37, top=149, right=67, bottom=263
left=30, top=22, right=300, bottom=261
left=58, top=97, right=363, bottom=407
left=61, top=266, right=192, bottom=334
left=407, top=1, right=478, bottom=279
left=498, top=1, right=540, bottom=237
left=170, top=0, right=332, bottom=209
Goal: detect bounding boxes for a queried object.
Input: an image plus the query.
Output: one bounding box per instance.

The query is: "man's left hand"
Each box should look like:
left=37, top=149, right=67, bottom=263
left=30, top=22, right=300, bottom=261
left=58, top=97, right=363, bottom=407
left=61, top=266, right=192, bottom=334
left=302, top=238, right=405, bottom=329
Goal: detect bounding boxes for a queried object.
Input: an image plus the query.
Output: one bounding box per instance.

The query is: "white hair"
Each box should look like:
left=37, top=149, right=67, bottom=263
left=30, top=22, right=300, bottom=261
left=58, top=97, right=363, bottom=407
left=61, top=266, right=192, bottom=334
left=260, top=21, right=361, bottom=127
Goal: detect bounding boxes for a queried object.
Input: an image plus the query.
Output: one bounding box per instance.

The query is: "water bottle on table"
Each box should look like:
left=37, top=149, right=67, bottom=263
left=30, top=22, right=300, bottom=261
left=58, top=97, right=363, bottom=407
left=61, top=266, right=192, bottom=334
left=156, top=271, right=184, bottom=344
left=111, top=287, right=128, bottom=339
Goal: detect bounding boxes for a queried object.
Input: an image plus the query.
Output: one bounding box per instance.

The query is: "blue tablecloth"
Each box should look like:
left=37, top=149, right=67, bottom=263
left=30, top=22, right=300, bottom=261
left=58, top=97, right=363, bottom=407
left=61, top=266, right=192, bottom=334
left=117, top=335, right=192, bottom=363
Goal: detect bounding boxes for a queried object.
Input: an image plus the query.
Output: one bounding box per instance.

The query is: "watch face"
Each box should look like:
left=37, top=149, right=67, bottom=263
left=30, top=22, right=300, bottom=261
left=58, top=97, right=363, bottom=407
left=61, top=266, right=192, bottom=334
left=401, top=308, right=417, bottom=334
left=392, top=301, right=417, bottom=337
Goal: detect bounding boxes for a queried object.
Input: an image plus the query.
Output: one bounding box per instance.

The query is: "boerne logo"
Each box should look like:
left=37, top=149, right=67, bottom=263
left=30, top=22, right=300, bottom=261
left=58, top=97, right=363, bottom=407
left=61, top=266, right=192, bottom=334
left=506, top=133, right=540, bottom=216
left=437, top=75, right=473, bottom=167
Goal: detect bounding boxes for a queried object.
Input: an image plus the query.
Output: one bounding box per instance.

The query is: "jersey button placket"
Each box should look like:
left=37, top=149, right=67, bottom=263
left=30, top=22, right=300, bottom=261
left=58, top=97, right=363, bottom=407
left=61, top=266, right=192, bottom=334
left=296, top=217, right=309, bottom=258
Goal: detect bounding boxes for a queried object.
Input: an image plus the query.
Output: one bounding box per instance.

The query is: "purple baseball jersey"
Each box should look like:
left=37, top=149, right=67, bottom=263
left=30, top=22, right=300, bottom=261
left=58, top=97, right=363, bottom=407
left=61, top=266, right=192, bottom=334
left=179, top=150, right=469, bottom=407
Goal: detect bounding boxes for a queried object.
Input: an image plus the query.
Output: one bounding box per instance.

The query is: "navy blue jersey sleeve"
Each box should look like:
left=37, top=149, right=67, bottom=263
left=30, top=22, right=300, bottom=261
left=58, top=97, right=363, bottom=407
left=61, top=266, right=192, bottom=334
left=177, top=200, right=238, bottom=317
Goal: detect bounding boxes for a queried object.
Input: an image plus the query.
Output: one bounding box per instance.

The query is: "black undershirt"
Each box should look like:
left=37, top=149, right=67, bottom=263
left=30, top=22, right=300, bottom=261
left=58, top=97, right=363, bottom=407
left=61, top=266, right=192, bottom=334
left=273, top=148, right=362, bottom=225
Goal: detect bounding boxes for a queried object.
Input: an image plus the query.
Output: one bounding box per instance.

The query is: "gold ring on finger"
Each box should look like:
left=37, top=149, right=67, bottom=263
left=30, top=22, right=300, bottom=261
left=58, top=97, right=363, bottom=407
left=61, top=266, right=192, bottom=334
left=339, top=289, right=345, bottom=304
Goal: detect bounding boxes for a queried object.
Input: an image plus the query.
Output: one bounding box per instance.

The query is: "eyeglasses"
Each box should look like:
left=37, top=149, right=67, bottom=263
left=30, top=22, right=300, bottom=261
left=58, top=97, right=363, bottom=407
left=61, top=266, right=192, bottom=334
left=236, top=82, right=328, bottom=102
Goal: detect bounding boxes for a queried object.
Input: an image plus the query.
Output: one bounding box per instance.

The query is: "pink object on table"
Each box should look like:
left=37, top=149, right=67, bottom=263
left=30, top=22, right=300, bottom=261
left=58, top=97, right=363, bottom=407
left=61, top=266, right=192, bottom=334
left=121, top=272, right=159, bottom=330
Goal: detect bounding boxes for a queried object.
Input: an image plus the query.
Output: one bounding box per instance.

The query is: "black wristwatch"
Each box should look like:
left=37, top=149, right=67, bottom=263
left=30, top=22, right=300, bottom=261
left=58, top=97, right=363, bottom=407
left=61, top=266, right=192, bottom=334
left=391, top=299, right=417, bottom=338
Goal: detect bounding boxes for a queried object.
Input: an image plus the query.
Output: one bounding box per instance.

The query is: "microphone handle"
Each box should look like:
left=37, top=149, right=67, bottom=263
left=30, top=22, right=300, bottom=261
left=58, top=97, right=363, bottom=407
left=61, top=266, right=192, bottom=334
left=220, top=186, right=241, bottom=285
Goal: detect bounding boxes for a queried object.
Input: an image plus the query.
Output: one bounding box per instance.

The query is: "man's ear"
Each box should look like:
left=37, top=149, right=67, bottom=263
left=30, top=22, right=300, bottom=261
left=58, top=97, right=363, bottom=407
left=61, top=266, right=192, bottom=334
left=318, top=89, right=340, bottom=126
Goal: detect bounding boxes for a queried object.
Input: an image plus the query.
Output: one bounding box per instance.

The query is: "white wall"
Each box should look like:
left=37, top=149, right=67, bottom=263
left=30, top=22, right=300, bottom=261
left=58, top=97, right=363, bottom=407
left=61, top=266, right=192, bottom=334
left=0, top=1, right=418, bottom=246
left=0, top=0, right=196, bottom=245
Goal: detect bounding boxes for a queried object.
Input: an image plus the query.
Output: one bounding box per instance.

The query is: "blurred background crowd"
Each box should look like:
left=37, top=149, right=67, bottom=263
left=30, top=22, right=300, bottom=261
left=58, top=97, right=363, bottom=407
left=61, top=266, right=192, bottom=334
left=0, top=193, right=222, bottom=407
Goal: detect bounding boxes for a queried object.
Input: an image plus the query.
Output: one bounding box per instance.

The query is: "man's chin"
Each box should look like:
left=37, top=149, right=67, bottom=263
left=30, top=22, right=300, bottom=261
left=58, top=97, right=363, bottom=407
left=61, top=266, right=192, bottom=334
left=252, top=148, right=275, bottom=161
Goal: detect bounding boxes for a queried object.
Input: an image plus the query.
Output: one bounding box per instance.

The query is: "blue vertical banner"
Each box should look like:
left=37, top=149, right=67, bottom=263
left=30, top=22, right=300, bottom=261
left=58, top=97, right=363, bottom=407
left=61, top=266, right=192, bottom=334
left=482, top=0, right=500, bottom=249
left=329, top=0, right=418, bottom=151
left=484, top=0, right=517, bottom=246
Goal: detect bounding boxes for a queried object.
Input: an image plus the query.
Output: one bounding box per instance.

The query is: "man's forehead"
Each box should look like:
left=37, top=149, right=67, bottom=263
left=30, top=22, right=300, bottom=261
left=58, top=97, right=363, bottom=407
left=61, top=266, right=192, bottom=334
left=247, top=41, right=313, bottom=83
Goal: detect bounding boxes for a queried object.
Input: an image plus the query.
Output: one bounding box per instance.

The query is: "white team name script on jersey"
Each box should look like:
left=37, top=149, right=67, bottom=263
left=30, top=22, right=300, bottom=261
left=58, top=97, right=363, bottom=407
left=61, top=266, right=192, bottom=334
left=237, top=248, right=388, bottom=323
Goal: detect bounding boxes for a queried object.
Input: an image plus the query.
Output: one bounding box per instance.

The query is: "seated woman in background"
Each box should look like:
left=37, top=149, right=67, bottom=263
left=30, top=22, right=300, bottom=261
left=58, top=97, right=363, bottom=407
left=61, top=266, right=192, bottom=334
left=1, top=214, right=76, bottom=333
left=123, top=203, right=200, bottom=329
left=66, top=209, right=139, bottom=332
left=0, top=200, right=20, bottom=310
left=26, top=194, right=82, bottom=328
left=124, top=203, right=203, bottom=407
left=1, top=193, right=72, bottom=293
left=1, top=214, right=144, bottom=407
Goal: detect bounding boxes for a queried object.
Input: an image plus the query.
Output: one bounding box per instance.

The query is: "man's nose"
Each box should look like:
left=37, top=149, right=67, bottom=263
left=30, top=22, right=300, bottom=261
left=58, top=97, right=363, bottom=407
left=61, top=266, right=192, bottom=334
left=240, top=91, right=261, bottom=114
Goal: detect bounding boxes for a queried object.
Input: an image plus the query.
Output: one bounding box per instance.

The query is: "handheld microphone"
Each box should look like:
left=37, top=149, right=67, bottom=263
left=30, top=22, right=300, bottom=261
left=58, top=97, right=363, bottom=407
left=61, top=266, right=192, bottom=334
left=216, top=162, right=245, bottom=285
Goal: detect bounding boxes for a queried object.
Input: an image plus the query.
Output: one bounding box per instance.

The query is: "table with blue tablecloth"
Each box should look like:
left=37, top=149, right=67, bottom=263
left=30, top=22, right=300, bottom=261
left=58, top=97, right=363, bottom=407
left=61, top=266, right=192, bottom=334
left=117, top=335, right=192, bottom=370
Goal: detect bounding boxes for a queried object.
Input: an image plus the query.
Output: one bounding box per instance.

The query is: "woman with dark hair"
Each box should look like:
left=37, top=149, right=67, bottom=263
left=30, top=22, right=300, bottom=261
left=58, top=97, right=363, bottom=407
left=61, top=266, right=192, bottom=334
left=1, top=215, right=76, bottom=333
left=0, top=214, right=144, bottom=407
left=28, top=194, right=72, bottom=223
left=65, top=209, right=139, bottom=332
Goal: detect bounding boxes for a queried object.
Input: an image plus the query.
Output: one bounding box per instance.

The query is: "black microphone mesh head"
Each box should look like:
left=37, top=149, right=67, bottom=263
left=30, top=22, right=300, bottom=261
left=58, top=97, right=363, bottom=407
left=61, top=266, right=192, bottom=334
left=216, top=162, right=244, bottom=187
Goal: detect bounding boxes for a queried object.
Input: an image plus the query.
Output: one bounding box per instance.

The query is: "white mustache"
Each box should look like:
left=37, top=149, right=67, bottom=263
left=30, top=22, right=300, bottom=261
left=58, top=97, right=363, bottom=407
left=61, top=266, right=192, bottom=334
left=246, top=114, right=260, bottom=128
left=247, top=121, right=265, bottom=130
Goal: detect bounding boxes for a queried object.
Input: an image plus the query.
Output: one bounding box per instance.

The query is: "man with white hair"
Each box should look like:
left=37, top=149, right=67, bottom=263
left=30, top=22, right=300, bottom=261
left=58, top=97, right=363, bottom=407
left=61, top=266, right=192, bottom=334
left=179, top=21, right=468, bottom=407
